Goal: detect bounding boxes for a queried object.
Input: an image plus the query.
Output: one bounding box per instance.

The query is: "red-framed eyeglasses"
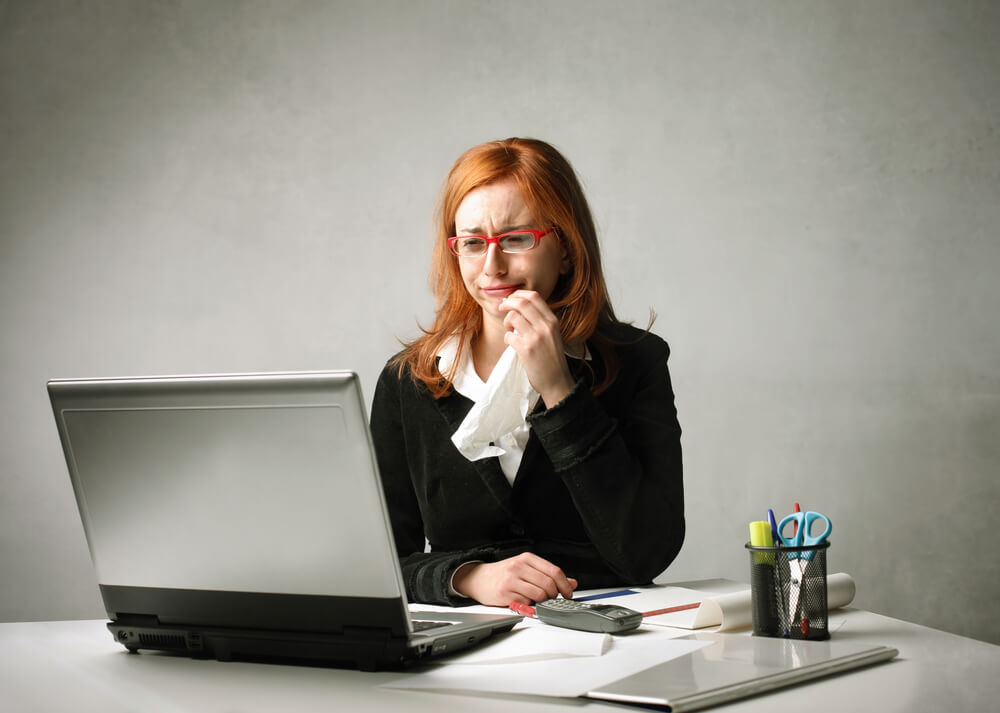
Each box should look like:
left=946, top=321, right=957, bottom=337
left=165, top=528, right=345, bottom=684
left=447, top=228, right=553, bottom=257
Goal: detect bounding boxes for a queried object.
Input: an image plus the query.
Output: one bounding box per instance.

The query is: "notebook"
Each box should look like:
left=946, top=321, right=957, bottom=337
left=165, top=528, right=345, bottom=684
left=47, top=370, right=520, bottom=671
left=586, top=633, right=898, bottom=711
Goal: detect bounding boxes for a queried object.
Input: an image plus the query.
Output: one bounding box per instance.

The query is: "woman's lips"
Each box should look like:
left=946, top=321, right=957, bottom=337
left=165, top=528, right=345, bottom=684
left=481, top=284, right=520, bottom=298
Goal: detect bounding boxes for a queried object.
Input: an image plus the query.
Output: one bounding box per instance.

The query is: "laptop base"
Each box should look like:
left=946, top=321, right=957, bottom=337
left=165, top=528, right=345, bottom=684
left=107, top=614, right=520, bottom=672
left=108, top=619, right=415, bottom=671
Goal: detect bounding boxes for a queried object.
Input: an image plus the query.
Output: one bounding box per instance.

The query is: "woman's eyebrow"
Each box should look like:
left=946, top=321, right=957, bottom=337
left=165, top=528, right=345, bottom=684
left=456, top=223, right=533, bottom=235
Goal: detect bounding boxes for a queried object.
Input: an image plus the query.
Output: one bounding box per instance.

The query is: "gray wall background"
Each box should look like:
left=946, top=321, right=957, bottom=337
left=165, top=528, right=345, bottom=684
left=2, top=1, right=998, bottom=644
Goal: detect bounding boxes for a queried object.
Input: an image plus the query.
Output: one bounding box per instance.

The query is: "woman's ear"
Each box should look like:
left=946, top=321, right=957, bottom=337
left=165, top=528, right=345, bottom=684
left=560, top=250, right=572, bottom=275
left=555, top=227, right=572, bottom=275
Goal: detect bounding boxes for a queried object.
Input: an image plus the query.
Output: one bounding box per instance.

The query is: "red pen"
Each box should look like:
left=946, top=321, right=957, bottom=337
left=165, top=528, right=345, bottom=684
left=642, top=602, right=701, bottom=617
left=792, top=502, right=801, bottom=536
left=509, top=601, right=537, bottom=618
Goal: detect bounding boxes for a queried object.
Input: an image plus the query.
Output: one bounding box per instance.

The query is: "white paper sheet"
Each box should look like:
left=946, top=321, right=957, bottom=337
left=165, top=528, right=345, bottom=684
left=435, top=626, right=611, bottom=665
left=383, top=631, right=712, bottom=698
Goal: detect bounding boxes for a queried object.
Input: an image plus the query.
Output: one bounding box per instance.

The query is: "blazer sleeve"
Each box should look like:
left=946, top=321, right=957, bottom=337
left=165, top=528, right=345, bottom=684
left=526, top=335, right=684, bottom=584
left=370, top=362, right=498, bottom=605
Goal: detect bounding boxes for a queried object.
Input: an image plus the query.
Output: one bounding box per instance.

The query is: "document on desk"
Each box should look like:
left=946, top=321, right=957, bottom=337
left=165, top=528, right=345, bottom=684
left=438, top=625, right=612, bottom=664
left=382, top=628, right=712, bottom=698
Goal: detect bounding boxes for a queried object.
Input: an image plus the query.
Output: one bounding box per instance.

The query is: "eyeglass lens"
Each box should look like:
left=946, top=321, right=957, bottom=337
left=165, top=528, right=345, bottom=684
left=454, top=232, right=537, bottom=256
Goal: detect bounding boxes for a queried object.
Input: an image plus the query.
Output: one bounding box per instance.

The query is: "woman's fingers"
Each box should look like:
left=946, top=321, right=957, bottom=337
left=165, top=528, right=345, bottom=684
left=452, top=553, right=578, bottom=606
left=500, top=291, right=559, bottom=335
left=499, top=292, right=575, bottom=407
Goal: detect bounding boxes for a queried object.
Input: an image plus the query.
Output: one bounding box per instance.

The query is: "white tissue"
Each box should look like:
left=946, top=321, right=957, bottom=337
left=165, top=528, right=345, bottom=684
left=451, top=346, right=539, bottom=461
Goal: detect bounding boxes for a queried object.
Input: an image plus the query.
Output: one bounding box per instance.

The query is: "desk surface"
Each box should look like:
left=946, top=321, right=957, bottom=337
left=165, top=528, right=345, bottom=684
left=3, top=605, right=998, bottom=712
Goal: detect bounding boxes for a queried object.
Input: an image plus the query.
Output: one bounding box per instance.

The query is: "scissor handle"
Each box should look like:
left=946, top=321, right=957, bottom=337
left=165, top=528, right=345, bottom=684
left=778, top=511, right=832, bottom=550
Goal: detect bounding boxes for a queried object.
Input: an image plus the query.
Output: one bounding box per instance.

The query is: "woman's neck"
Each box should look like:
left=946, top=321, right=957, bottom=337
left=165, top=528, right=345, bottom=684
left=471, top=322, right=507, bottom=382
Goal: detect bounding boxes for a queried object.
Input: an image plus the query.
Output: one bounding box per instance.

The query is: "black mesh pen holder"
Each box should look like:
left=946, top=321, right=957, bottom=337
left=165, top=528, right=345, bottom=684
left=745, top=542, right=830, bottom=641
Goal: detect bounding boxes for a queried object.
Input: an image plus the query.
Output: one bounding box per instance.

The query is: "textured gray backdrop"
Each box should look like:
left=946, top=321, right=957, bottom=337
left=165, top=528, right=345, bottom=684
left=2, top=0, right=998, bottom=644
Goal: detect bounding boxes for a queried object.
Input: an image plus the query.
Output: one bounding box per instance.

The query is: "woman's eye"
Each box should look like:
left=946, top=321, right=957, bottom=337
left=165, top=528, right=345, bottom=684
left=460, top=237, right=485, bottom=251
left=501, top=233, right=533, bottom=249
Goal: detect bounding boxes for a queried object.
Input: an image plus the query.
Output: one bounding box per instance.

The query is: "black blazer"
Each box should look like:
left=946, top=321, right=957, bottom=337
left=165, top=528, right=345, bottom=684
left=370, top=323, right=684, bottom=605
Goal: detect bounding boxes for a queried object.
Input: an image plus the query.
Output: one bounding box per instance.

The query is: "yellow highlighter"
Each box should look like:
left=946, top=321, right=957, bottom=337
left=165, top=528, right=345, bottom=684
left=749, top=521, right=775, bottom=565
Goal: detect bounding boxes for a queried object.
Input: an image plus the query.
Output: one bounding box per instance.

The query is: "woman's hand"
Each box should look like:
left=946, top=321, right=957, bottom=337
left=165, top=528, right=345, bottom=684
left=451, top=553, right=578, bottom=606
left=498, top=290, right=576, bottom=408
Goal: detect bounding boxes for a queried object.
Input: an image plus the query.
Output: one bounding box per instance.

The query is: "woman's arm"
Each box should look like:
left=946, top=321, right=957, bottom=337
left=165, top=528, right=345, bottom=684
left=527, top=334, right=685, bottom=584
left=500, top=292, right=683, bottom=583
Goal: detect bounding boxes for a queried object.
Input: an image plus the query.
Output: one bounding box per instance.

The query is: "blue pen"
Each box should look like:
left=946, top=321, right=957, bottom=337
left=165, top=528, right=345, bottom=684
left=766, top=509, right=779, bottom=543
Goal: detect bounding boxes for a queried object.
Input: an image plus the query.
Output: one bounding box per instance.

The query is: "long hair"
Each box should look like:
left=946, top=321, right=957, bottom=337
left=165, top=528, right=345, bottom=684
left=395, top=137, right=625, bottom=397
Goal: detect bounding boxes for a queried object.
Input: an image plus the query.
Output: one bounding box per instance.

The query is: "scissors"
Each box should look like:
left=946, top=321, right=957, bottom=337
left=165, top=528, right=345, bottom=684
left=777, top=511, right=832, bottom=627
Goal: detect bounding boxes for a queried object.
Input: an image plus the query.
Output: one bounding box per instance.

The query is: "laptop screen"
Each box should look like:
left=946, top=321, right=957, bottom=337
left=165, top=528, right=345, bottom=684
left=50, top=372, right=406, bottom=617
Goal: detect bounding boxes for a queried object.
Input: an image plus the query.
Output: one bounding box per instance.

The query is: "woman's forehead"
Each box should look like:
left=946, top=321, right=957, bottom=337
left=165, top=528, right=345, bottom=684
left=454, top=179, right=533, bottom=232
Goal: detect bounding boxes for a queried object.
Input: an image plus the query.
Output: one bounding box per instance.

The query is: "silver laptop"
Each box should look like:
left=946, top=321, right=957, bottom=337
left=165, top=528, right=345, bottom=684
left=47, top=371, right=520, bottom=670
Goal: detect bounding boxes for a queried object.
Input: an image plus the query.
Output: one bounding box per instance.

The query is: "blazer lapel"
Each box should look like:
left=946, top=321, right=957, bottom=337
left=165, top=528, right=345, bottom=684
left=432, top=391, right=515, bottom=516
left=511, top=434, right=542, bottom=490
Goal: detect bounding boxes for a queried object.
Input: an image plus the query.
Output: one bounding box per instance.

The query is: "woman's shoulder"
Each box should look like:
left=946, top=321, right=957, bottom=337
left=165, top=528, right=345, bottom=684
left=597, top=320, right=670, bottom=360
left=374, top=351, right=409, bottom=392
left=376, top=349, right=440, bottom=401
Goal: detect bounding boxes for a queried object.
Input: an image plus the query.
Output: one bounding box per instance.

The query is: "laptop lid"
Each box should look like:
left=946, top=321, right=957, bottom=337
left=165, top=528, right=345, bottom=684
left=48, top=371, right=420, bottom=639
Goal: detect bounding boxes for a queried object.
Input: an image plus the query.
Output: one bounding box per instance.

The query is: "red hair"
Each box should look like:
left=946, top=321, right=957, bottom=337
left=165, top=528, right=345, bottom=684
left=395, top=137, right=626, bottom=397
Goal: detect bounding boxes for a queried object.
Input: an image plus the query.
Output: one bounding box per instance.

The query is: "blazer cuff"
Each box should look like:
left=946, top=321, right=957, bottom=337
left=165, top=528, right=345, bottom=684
left=527, top=379, right=616, bottom=472
left=406, top=548, right=499, bottom=606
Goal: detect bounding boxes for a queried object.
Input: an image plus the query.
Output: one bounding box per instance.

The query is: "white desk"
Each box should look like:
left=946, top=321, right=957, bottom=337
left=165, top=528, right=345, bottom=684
left=2, top=607, right=998, bottom=712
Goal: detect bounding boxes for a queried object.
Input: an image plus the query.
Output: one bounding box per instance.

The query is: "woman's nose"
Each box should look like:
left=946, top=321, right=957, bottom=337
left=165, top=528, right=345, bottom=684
left=482, top=243, right=507, bottom=275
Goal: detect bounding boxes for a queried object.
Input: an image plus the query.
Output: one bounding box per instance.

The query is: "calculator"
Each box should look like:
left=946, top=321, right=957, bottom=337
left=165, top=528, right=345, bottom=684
left=534, top=598, right=643, bottom=633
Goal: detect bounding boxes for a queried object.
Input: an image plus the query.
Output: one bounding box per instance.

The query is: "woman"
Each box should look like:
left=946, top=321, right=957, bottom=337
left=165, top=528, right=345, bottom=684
left=370, top=137, right=683, bottom=607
